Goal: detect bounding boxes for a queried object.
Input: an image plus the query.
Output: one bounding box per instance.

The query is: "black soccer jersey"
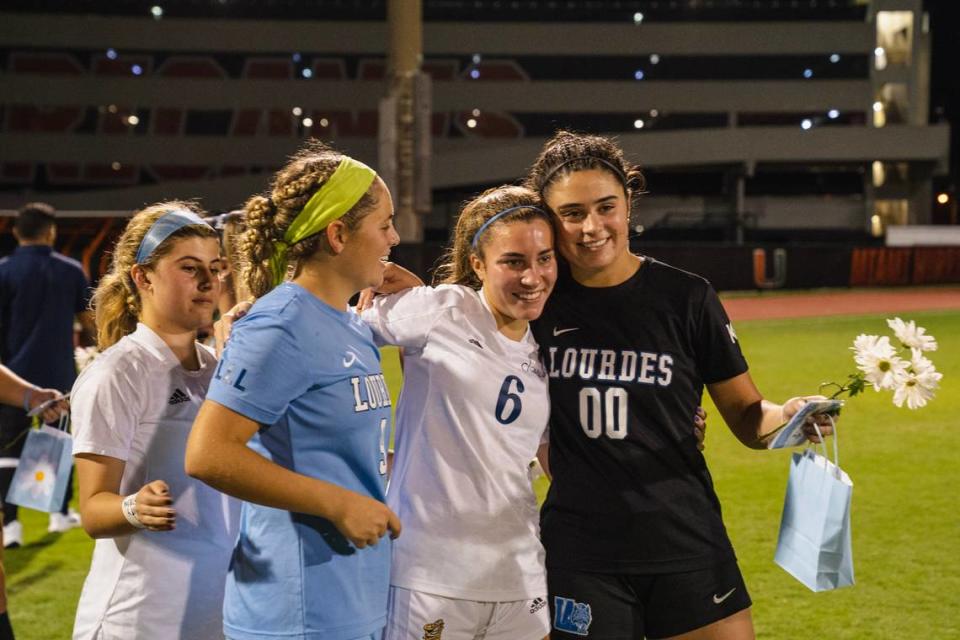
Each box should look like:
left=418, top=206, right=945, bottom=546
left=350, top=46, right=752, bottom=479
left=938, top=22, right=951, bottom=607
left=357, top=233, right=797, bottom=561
left=531, top=258, right=749, bottom=574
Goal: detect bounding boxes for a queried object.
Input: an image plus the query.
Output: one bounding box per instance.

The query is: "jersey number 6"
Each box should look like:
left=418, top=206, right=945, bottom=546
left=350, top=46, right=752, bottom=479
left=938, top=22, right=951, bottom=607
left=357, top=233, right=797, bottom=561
left=495, top=375, right=525, bottom=425
left=579, top=386, right=628, bottom=439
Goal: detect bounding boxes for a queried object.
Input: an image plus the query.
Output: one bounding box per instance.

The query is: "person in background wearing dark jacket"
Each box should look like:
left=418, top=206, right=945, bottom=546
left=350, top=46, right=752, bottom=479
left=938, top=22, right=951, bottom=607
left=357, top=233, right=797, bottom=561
left=0, top=364, right=68, bottom=640
left=0, top=202, right=94, bottom=547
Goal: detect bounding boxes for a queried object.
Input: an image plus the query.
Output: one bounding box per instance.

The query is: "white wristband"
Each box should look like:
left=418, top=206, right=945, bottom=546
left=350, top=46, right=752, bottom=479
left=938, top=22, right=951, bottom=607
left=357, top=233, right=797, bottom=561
left=121, top=494, right=146, bottom=529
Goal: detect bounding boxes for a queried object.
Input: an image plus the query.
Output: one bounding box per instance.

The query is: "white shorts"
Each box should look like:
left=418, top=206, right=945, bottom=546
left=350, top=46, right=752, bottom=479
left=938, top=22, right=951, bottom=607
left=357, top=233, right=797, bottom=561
left=384, top=586, right=550, bottom=640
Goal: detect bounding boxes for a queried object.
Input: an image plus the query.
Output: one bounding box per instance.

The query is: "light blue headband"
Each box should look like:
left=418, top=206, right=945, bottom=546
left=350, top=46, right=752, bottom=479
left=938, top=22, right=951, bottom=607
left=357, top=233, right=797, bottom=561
left=471, top=205, right=548, bottom=250
left=135, top=210, right=211, bottom=264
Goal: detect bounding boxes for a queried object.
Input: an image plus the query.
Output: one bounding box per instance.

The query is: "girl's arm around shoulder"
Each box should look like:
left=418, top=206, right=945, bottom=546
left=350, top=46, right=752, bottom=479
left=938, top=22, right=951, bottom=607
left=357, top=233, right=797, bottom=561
left=185, top=400, right=401, bottom=548
left=356, top=261, right=424, bottom=312
left=360, top=283, right=469, bottom=350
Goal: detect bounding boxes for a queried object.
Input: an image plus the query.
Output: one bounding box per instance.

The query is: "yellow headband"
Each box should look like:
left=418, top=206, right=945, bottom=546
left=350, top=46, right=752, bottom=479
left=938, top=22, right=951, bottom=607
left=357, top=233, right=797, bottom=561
left=270, top=157, right=377, bottom=286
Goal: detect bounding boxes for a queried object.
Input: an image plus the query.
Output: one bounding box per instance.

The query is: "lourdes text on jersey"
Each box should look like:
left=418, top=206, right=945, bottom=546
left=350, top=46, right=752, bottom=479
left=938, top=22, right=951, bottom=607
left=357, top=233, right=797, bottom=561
left=546, top=347, right=674, bottom=386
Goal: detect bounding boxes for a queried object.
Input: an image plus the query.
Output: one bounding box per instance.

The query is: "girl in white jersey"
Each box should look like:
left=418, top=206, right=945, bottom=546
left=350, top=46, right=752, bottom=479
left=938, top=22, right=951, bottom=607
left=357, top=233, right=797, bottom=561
left=361, top=186, right=556, bottom=640
left=70, top=202, right=240, bottom=640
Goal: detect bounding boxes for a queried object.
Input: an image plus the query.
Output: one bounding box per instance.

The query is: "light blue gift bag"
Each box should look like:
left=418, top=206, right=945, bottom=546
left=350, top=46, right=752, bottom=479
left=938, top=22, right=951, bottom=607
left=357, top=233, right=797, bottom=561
left=774, top=417, right=854, bottom=592
left=5, top=414, right=73, bottom=513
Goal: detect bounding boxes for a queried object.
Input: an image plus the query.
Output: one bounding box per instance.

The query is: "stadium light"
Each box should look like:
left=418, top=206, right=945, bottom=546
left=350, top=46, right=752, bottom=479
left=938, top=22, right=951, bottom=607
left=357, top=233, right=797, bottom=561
left=803, top=68, right=813, bottom=78
left=111, top=162, right=122, bottom=171
left=470, top=69, right=480, bottom=79
left=649, top=54, right=660, bottom=64
left=634, top=70, right=645, bottom=80
left=634, top=119, right=645, bottom=129
left=829, top=53, right=840, bottom=63
left=150, top=5, right=163, bottom=18
left=126, top=115, right=139, bottom=126
left=302, top=117, right=313, bottom=127
left=872, top=161, right=885, bottom=187
left=301, top=69, right=313, bottom=79
left=131, top=64, right=143, bottom=76
left=649, top=109, right=659, bottom=117
left=319, top=118, right=329, bottom=127
left=292, top=53, right=302, bottom=63
left=292, top=107, right=303, bottom=117
left=633, top=12, right=644, bottom=24
left=874, top=47, right=887, bottom=71
left=828, top=109, right=840, bottom=119
left=937, top=193, right=950, bottom=205
left=106, top=48, right=118, bottom=60
left=801, top=119, right=813, bottom=130
left=466, top=118, right=478, bottom=129
left=472, top=54, right=482, bottom=64
left=472, top=108, right=481, bottom=117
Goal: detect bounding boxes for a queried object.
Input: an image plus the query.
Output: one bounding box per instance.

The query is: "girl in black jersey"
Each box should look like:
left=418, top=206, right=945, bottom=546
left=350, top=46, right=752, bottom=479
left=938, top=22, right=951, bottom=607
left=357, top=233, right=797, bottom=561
left=525, top=131, right=836, bottom=640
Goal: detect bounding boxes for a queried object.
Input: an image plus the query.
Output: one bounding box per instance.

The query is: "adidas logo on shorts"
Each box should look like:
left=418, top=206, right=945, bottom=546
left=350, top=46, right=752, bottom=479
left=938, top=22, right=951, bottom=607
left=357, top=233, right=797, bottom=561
left=529, top=597, right=547, bottom=614
left=168, top=388, right=190, bottom=405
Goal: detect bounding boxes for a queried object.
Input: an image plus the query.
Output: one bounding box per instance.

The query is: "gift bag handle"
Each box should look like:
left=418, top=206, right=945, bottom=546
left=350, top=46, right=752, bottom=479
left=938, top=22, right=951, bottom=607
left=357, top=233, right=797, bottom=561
left=54, top=409, right=71, bottom=434
left=808, top=414, right=840, bottom=479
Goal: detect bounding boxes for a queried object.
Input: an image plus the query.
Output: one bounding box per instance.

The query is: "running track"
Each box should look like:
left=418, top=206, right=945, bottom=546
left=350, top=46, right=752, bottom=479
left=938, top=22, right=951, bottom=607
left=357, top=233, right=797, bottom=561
left=721, top=287, right=960, bottom=321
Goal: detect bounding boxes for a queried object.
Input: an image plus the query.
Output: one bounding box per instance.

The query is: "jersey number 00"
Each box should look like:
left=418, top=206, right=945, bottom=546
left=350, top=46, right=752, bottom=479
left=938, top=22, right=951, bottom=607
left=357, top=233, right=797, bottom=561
left=579, top=386, right=628, bottom=439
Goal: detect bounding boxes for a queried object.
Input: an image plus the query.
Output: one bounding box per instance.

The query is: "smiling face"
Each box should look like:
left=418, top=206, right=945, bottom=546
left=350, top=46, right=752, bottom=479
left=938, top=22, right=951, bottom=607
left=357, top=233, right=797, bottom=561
left=339, top=177, right=400, bottom=291
left=135, top=235, right=223, bottom=333
left=471, top=218, right=556, bottom=337
left=543, top=168, right=638, bottom=286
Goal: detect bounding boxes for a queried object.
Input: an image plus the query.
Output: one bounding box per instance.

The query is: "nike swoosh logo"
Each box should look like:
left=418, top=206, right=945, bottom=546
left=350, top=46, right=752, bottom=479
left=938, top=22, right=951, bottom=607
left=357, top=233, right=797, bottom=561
left=553, top=326, right=579, bottom=336
left=342, top=352, right=357, bottom=367
left=713, top=588, right=736, bottom=604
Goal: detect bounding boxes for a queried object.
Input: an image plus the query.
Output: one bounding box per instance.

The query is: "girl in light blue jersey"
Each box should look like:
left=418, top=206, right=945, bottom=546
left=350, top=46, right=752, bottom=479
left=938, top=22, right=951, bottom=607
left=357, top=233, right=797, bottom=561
left=186, top=142, right=401, bottom=640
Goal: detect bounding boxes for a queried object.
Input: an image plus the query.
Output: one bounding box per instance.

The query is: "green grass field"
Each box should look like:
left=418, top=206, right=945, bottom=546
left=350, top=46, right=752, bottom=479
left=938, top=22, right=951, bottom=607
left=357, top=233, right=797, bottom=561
left=7, top=310, right=959, bottom=638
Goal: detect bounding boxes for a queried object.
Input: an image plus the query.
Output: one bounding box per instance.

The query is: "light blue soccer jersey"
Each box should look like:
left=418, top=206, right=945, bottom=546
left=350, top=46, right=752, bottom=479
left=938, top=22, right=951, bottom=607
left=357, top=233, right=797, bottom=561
left=206, top=283, right=392, bottom=640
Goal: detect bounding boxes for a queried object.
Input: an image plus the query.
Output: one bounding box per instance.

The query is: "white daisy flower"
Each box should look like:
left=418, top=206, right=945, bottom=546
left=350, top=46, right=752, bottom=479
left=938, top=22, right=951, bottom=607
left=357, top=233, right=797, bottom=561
left=851, top=334, right=907, bottom=390
left=891, top=350, right=942, bottom=409
left=887, top=317, right=938, bottom=352
left=834, top=318, right=942, bottom=410
left=851, top=334, right=882, bottom=363
left=893, top=371, right=937, bottom=409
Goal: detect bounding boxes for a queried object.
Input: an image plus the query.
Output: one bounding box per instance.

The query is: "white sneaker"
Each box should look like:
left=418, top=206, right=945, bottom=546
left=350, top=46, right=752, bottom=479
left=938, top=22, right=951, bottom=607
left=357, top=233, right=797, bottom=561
left=3, top=519, right=22, bottom=548
left=48, top=509, right=82, bottom=533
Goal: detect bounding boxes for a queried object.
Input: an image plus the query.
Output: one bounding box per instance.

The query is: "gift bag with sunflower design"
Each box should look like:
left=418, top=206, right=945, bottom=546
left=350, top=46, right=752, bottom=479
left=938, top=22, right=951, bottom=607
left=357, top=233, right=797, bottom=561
left=6, top=414, right=72, bottom=513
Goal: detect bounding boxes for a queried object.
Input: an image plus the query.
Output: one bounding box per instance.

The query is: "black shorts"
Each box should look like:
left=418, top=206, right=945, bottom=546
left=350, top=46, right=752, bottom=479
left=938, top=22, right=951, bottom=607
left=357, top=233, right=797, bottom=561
left=547, top=560, right=752, bottom=639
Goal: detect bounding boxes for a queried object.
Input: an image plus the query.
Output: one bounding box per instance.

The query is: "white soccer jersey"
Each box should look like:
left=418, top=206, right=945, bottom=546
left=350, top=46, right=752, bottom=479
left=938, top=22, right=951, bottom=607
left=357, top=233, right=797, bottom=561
left=363, top=285, right=549, bottom=602
left=71, top=323, right=240, bottom=640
